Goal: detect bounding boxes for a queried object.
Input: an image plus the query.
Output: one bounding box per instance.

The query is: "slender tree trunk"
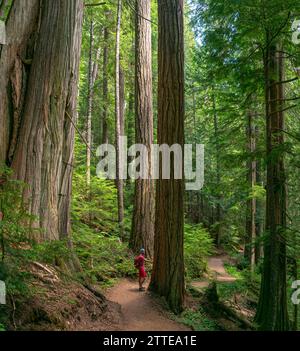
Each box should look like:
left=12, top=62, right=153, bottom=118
left=130, top=0, right=155, bottom=258
left=127, top=88, right=135, bottom=148
left=119, top=68, right=125, bottom=138
left=86, top=20, right=94, bottom=187
left=212, top=93, right=222, bottom=248
left=255, top=131, right=263, bottom=264
left=244, top=110, right=256, bottom=270
left=102, top=26, right=109, bottom=145
left=149, top=0, right=185, bottom=314
left=115, top=0, right=124, bottom=238
left=255, top=40, right=289, bottom=330
left=0, top=0, right=84, bottom=242
left=126, top=38, right=135, bottom=187
left=86, top=21, right=100, bottom=194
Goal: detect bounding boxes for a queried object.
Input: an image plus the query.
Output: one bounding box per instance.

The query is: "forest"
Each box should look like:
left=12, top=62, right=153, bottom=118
left=0, top=0, right=300, bottom=333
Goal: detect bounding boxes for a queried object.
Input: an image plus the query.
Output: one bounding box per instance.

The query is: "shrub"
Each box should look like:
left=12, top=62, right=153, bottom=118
left=72, top=223, right=136, bottom=286
left=184, top=223, right=214, bottom=280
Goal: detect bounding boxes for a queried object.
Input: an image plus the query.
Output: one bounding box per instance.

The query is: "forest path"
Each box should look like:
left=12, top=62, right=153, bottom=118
left=106, top=279, right=190, bottom=331
left=191, top=254, right=236, bottom=289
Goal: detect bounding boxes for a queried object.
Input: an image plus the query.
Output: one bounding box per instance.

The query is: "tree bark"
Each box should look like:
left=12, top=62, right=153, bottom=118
left=0, top=0, right=84, bottom=242
left=102, top=26, right=109, bottom=145
left=255, top=41, right=289, bottom=330
left=130, top=0, right=155, bottom=258
left=255, top=128, right=263, bottom=264
left=244, top=109, right=256, bottom=270
left=149, top=0, right=185, bottom=314
left=115, top=0, right=124, bottom=238
left=212, top=93, right=222, bottom=248
left=86, top=20, right=94, bottom=187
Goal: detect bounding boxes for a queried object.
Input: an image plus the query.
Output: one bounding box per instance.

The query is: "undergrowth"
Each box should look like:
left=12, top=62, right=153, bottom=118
left=72, top=223, right=135, bottom=287
left=178, top=307, right=219, bottom=331
left=184, top=223, right=214, bottom=280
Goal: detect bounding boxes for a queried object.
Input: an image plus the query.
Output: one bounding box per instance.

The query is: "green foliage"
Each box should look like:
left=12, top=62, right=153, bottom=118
left=179, top=307, right=219, bottom=331
left=0, top=165, right=35, bottom=298
left=30, top=240, right=71, bottom=265
left=73, top=174, right=118, bottom=233
left=218, top=265, right=260, bottom=302
left=224, top=263, right=243, bottom=280
left=184, top=223, right=214, bottom=280
left=72, top=136, right=137, bottom=286
left=72, top=138, right=119, bottom=234
left=0, top=165, right=37, bottom=330
left=73, top=223, right=136, bottom=286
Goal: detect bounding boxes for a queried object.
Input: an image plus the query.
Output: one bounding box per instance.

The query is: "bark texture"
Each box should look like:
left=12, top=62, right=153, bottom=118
left=115, top=0, right=125, bottom=238
left=102, top=26, right=109, bottom=145
left=255, top=41, right=289, bottom=330
left=0, top=0, right=84, bottom=242
left=212, top=93, right=222, bottom=248
left=86, top=20, right=94, bottom=187
left=130, top=0, right=155, bottom=258
left=244, top=110, right=257, bottom=269
left=149, top=0, right=185, bottom=314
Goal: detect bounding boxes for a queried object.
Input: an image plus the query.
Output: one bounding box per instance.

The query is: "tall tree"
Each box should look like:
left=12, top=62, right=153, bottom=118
left=149, top=0, right=185, bottom=313
left=86, top=19, right=100, bottom=189
left=244, top=109, right=257, bottom=269
left=255, top=41, right=289, bottom=330
left=102, top=26, right=109, bottom=145
left=130, top=0, right=155, bottom=258
left=86, top=20, right=94, bottom=187
left=212, top=92, right=222, bottom=248
left=0, top=0, right=84, bottom=242
left=115, top=0, right=125, bottom=238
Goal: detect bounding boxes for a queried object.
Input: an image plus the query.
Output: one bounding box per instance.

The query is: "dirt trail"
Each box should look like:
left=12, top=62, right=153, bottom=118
left=192, top=255, right=236, bottom=289
left=106, top=279, right=190, bottom=331
left=105, top=255, right=235, bottom=331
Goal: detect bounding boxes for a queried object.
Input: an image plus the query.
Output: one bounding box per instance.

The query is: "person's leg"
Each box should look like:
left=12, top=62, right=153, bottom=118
left=139, top=276, right=146, bottom=291
left=140, top=278, right=146, bottom=290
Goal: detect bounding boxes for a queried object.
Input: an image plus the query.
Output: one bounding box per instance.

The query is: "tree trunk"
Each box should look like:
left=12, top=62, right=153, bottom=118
left=115, top=0, right=124, bottom=238
left=86, top=20, right=94, bottom=187
left=119, top=68, right=125, bottom=139
left=255, top=41, right=289, bottom=330
left=0, top=0, right=84, bottom=242
left=212, top=93, right=222, bottom=248
left=255, top=133, right=263, bottom=264
left=244, top=109, right=256, bottom=270
left=102, top=26, right=109, bottom=145
left=149, top=0, right=185, bottom=314
left=130, top=0, right=155, bottom=258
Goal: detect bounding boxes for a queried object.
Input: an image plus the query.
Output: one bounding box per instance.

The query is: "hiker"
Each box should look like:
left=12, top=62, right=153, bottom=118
left=134, top=248, right=147, bottom=291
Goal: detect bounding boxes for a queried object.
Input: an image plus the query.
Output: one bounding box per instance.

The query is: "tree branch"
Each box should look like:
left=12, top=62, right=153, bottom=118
left=65, top=111, right=96, bottom=157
